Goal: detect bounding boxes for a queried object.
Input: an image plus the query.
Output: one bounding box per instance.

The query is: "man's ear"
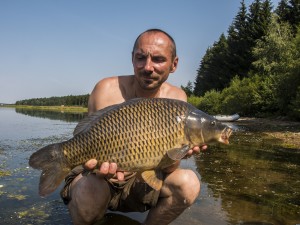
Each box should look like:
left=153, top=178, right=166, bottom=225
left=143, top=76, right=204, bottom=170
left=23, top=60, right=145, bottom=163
left=170, top=57, right=179, bottom=73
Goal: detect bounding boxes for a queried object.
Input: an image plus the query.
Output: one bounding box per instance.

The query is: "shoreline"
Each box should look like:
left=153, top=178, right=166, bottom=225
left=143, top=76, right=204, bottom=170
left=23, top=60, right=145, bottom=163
left=0, top=105, right=88, bottom=113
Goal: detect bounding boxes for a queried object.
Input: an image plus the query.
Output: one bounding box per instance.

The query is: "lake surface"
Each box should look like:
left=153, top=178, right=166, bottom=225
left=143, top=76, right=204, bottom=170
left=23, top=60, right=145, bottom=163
left=0, top=107, right=299, bottom=225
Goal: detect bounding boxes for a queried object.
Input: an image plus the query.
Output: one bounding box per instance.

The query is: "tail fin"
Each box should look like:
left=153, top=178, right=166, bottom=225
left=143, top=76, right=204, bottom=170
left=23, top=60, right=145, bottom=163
left=29, top=143, right=71, bottom=197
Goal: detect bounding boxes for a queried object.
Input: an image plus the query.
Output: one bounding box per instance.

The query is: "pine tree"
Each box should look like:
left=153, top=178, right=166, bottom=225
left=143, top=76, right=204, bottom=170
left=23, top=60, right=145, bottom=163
left=276, top=0, right=300, bottom=35
left=276, top=0, right=290, bottom=21
left=194, top=34, right=229, bottom=96
left=181, top=81, right=194, bottom=97
left=226, top=0, right=249, bottom=78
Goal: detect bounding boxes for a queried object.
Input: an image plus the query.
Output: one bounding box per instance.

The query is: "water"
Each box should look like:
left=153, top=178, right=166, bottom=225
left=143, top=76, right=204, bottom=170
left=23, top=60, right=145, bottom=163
left=0, top=107, right=299, bottom=225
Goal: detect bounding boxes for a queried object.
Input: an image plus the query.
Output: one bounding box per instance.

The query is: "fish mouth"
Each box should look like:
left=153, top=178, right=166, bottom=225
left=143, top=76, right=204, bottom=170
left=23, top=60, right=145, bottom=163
left=218, top=127, right=233, bottom=144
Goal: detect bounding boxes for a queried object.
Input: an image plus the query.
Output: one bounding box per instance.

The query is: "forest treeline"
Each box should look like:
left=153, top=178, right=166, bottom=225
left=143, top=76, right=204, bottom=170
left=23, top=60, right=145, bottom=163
left=182, top=0, right=300, bottom=120
left=15, top=94, right=90, bottom=107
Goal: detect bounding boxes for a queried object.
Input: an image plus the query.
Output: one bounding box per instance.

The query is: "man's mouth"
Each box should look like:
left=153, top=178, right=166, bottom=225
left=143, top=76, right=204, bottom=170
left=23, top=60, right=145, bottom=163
left=142, top=74, right=157, bottom=83
left=143, top=77, right=155, bottom=83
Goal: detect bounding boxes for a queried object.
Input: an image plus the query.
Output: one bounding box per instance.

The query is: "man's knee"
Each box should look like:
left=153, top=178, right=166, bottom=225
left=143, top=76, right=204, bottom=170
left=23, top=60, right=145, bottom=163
left=168, top=169, right=200, bottom=206
left=68, top=175, right=111, bottom=225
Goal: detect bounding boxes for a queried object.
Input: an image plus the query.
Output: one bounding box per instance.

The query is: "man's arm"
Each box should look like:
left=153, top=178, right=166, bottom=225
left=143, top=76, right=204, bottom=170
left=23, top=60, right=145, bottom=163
left=85, top=77, right=127, bottom=180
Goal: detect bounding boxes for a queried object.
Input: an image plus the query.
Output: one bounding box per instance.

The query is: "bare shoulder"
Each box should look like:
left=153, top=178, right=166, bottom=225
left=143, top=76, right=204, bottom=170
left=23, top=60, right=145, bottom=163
left=88, top=76, right=132, bottom=114
left=94, top=77, right=119, bottom=91
left=161, top=82, right=187, bottom=102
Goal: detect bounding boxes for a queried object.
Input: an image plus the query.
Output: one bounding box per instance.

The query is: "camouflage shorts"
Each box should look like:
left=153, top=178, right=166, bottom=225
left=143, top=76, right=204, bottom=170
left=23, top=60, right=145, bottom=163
left=60, top=165, right=160, bottom=212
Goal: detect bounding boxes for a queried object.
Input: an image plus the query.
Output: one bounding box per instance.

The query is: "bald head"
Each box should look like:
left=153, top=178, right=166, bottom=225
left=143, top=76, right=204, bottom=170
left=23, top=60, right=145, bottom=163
left=132, top=29, right=177, bottom=60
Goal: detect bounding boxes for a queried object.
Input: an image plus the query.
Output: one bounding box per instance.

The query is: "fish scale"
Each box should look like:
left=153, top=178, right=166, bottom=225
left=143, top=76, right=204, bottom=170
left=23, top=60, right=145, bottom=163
left=29, top=97, right=232, bottom=196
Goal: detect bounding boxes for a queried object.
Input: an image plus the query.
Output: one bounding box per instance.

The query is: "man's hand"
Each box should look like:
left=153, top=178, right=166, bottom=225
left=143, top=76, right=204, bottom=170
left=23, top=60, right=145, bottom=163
left=84, top=159, right=125, bottom=181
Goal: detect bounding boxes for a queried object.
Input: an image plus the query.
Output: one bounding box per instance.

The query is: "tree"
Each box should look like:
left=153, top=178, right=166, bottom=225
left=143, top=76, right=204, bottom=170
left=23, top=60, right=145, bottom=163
left=15, top=94, right=90, bottom=107
left=194, top=34, right=230, bottom=96
left=194, top=0, right=274, bottom=97
left=226, top=0, right=274, bottom=79
left=276, top=0, right=290, bottom=21
left=288, top=25, right=300, bottom=117
left=276, top=0, right=300, bottom=35
left=181, top=81, right=194, bottom=97
left=252, top=15, right=297, bottom=113
left=226, top=0, right=250, bottom=79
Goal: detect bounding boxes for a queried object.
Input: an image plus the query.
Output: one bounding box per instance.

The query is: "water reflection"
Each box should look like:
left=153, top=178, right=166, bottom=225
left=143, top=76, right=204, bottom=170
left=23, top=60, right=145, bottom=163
left=15, top=108, right=87, bottom=122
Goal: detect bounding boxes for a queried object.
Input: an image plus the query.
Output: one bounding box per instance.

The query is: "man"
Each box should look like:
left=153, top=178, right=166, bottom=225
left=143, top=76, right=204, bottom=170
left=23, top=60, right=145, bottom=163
left=61, top=29, right=205, bottom=225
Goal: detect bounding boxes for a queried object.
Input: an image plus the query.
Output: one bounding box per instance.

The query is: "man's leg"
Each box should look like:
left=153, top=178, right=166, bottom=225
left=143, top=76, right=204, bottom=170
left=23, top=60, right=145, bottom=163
left=67, top=174, right=111, bottom=225
left=143, top=169, right=200, bottom=225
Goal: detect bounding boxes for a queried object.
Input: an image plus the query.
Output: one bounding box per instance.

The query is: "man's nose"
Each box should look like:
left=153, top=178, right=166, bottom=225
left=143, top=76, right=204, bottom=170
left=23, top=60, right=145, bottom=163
left=144, top=57, right=154, bottom=71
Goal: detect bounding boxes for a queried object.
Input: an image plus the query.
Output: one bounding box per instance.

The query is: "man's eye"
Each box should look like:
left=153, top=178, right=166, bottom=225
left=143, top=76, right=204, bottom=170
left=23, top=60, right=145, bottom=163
left=136, top=55, right=145, bottom=60
left=153, top=57, right=165, bottom=63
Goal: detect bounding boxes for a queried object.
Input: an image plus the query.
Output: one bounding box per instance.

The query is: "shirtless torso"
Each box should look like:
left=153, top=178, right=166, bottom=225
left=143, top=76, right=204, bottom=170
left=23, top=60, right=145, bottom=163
left=88, top=75, right=187, bottom=114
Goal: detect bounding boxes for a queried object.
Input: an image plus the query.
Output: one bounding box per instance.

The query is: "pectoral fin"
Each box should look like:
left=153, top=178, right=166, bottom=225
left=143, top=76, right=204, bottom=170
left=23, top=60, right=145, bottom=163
left=141, top=170, right=163, bottom=191
left=166, top=145, right=190, bottom=160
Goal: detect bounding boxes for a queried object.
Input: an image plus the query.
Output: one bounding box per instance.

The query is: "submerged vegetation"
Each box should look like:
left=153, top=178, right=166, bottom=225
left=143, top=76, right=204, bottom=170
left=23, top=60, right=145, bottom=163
left=0, top=170, right=11, bottom=177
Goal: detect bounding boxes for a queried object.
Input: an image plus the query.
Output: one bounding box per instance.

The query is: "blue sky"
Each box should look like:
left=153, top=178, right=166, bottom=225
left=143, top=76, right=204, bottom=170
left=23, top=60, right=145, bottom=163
left=0, top=0, right=280, bottom=103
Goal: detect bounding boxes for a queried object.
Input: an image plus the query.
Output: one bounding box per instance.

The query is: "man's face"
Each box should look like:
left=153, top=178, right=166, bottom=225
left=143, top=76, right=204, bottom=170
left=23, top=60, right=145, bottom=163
left=132, top=32, right=178, bottom=90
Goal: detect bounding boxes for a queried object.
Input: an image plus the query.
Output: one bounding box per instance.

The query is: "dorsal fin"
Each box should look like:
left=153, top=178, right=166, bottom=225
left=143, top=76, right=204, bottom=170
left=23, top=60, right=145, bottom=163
left=73, top=104, right=117, bottom=136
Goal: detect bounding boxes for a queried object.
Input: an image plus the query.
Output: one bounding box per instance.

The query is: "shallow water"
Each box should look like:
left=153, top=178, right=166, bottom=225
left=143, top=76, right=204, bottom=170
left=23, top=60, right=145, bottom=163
left=0, top=107, right=299, bottom=225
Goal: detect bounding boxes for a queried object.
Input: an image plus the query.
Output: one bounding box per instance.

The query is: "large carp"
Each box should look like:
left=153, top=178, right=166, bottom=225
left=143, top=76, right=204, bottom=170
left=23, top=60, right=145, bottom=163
left=29, top=98, right=232, bottom=196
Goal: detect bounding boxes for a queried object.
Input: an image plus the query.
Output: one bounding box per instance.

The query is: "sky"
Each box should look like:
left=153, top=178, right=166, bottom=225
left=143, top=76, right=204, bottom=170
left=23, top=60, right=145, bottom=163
left=0, top=0, right=280, bottom=104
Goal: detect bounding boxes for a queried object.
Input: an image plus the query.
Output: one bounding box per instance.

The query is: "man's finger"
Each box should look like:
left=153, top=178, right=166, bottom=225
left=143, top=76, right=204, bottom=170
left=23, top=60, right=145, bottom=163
left=116, top=171, right=124, bottom=181
left=108, top=163, right=117, bottom=175
left=99, top=162, right=109, bottom=174
left=85, top=159, right=98, bottom=169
